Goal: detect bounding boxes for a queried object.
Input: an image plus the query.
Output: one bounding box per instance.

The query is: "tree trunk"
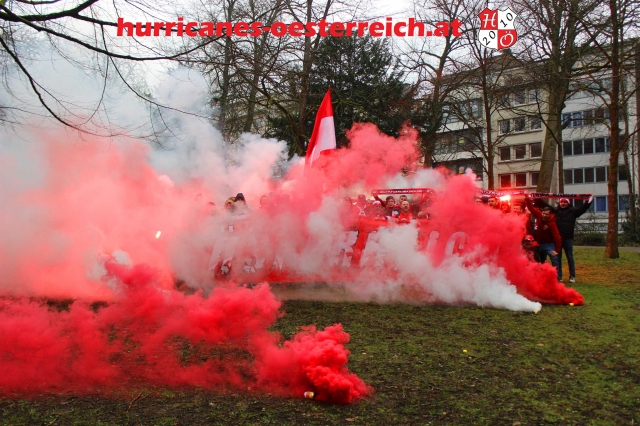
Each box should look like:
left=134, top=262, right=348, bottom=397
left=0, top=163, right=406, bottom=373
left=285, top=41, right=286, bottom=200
left=419, top=131, right=435, bottom=168
left=219, top=0, right=236, bottom=140
left=296, top=0, right=322, bottom=156
left=624, top=148, right=635, bottom=232
left=537, top=88, right=564, bottom=192
left=635, top=41, right=640, bottom=232
left=297, top=30, right=311, bottom=156
left=557, top=142, right=564, bottom=193
left=605, top=0, right=620, bottom=259
left=485, top=104, right=494, bottom=190
left=243, top=35, right=266, bottom=132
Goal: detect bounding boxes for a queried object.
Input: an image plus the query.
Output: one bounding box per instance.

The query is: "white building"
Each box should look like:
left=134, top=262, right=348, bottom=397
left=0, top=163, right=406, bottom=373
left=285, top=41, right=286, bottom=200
left=432, top=51, right=637, bottom=230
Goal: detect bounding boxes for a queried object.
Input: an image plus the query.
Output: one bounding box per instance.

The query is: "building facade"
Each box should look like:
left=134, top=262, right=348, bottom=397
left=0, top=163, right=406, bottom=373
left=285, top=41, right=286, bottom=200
left=432, top=53, right=637, bottom=228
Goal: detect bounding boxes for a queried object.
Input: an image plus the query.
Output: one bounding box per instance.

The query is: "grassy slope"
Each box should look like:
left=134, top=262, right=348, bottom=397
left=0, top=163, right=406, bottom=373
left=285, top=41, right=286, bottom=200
left=1, top=248, right=639, bottom=425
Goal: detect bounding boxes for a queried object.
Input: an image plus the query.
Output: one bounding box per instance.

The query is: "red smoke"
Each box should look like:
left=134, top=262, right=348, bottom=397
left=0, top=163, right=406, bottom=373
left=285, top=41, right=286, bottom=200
left=0, top=259, right=369, bottom=403
left=423, top=175, right=584, bottom=306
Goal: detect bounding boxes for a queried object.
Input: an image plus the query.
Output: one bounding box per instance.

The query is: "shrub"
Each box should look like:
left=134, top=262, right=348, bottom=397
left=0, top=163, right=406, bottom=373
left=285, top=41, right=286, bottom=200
left=621, top=207, right=640, bottom=243
left=574, top=233, right=606, bottom=246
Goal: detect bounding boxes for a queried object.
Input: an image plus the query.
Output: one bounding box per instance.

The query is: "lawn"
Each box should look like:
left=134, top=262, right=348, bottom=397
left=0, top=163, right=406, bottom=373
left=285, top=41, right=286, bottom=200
left=1, top=247, right=639, bottom=425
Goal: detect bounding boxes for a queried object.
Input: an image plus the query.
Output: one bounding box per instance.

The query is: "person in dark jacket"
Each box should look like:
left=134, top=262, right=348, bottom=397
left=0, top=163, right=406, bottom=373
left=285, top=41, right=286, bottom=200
left=525, top=197, right=562, bottom=280
left=535, top=197, right=593, bottom=283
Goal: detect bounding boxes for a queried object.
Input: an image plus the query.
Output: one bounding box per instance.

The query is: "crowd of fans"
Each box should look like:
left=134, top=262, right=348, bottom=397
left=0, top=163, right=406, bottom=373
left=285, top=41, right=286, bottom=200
left=206, top=188, right=591, bottom=284
left=478, top=193, right=593, bottom=283
left=341, top=192, right=435, bottom=222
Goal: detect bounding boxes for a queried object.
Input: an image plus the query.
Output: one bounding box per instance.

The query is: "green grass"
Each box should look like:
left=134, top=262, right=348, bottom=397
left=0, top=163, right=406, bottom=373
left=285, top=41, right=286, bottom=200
left=1, top=248, right=639, bottom=425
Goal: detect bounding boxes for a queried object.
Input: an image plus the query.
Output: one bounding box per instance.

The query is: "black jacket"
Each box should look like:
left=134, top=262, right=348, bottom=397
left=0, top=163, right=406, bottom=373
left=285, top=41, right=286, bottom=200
left=534, top=199, right=593, bottom=239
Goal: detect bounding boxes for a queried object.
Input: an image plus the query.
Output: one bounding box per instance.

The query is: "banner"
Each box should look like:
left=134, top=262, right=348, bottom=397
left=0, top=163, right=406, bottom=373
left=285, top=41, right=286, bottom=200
left=527, top=192, right=592, bottom=200
left=477, top=190, right=592, bottom=200
left=477, top=189, right=528, bottom=197
left=372, top=188, right=435, bottom=195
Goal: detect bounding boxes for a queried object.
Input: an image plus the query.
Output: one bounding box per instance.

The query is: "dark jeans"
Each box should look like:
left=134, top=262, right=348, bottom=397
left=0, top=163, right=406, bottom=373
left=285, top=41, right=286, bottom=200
left=558, top=238, right=575, bottom=279
left=539, top=242, right=561, bottom=280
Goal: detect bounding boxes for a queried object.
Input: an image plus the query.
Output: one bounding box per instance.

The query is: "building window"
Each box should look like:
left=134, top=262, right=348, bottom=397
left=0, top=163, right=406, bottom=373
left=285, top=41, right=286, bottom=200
left=515, top=173, right=527, bottom=187
left=531, top=172, right=539, bottom=186
left=594, top=108, right=611, bottom=125
left=619, top=195, right=630, bottom=211
left=500, top=147, right=511, bottom=161
left=568, top=89, right=589, bottom=100
left=596, top=196, right=607, bottom=212
left=530, top=116, right=542, bottom=130
left=500, top=174, right=512, bottom=188
left=514, top=91, right=526, bottom=105
left=567, top=166, right=611, bottom=185
left=564, top=138, right=608, bottom=156
left=528, top=88, right=540, bottom=103
left=530, top=142, right=542, bottom=158
left=564, top=169, right=573, bottom=185
left=583, top=138, right=594, bottom=154
left=514, top=145, right=526, bottom=159
left=562, top=109, right=608, bottom=128
left=573, top=169, right=584, bottom=184
left=433, top=158, right=484, bottom=181
left=584, top=167, right=595, bottom=183
left=572, top=111, right=586, bottom=127
left=595, top=138, right=609, bottom=153
left=443, top=105, right=458, bottom=123
left=573, top=139, right=583, bottom=155
left=513, top=117, right=526, bottom=132
left=585, top=109, right=595, bottom=125
left=499, top=94, right=510, bottom=108
left=470, top=100, right=481, bottom=119
left=619, top=165, right=628, bottom=181
left=499, top=119, right=511, bottom=134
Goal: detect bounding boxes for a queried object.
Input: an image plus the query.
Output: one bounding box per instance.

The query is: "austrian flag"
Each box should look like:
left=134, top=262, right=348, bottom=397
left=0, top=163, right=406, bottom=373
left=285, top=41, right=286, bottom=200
left=305, top=88, right=337, bottom=167
left=477, top=7, right=518, bottom=51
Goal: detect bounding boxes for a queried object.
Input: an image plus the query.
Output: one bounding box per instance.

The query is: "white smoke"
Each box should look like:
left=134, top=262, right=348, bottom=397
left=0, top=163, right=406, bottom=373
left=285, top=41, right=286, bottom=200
left=338, top=222, right=542, bottom=312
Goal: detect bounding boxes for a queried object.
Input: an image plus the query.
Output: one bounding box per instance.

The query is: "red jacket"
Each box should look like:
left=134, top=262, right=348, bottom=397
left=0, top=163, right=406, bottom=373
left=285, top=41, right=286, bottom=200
left=525, top=198, right=562, bottom=252
left=396, top=211, right=413, bottom=224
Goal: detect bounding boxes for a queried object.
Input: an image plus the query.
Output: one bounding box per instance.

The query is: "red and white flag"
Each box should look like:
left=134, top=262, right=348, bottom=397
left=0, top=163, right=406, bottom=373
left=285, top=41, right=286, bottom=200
left=305, top=88, right=336, bottom=167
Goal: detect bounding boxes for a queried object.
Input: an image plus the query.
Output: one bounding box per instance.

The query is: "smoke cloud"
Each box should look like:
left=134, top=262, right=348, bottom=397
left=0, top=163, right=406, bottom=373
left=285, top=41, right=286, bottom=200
left=0, top=56, right=583, bottom=401
left=0, top=259, right=368, bottom=403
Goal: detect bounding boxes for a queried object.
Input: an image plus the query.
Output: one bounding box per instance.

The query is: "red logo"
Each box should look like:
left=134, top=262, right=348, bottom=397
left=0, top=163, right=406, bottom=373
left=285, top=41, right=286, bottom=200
left=477, top=7, right=518, bottom=51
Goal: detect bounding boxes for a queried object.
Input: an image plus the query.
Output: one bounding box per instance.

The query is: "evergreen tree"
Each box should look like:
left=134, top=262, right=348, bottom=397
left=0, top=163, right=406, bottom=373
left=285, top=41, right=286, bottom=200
left=265, top=35, right=415, bottom=154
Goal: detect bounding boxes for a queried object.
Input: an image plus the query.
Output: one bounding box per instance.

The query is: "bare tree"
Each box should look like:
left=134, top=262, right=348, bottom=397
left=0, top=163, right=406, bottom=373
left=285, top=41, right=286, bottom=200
left=0, top=0, right=216, bottom=139
left=439, top=16, right=541, bottom=190
left=399, top=0, right=471, bottom=167
left=511, top=0, right=601, bottom=193
left=574, top=0, right=640, bottom=258
left=187, top=0, right=357, bottom=155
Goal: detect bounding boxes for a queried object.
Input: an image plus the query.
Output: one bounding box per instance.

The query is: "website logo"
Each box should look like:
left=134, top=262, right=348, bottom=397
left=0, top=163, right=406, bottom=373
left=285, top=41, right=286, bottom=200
left=477, top=7, right=518, bottom=51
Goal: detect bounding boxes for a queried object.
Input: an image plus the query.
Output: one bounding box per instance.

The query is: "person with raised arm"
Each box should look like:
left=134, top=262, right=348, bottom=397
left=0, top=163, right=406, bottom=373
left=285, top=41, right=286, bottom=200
left=525, top=195, right=562, bottom=281
left=533, top=196, right=593, bottom=283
